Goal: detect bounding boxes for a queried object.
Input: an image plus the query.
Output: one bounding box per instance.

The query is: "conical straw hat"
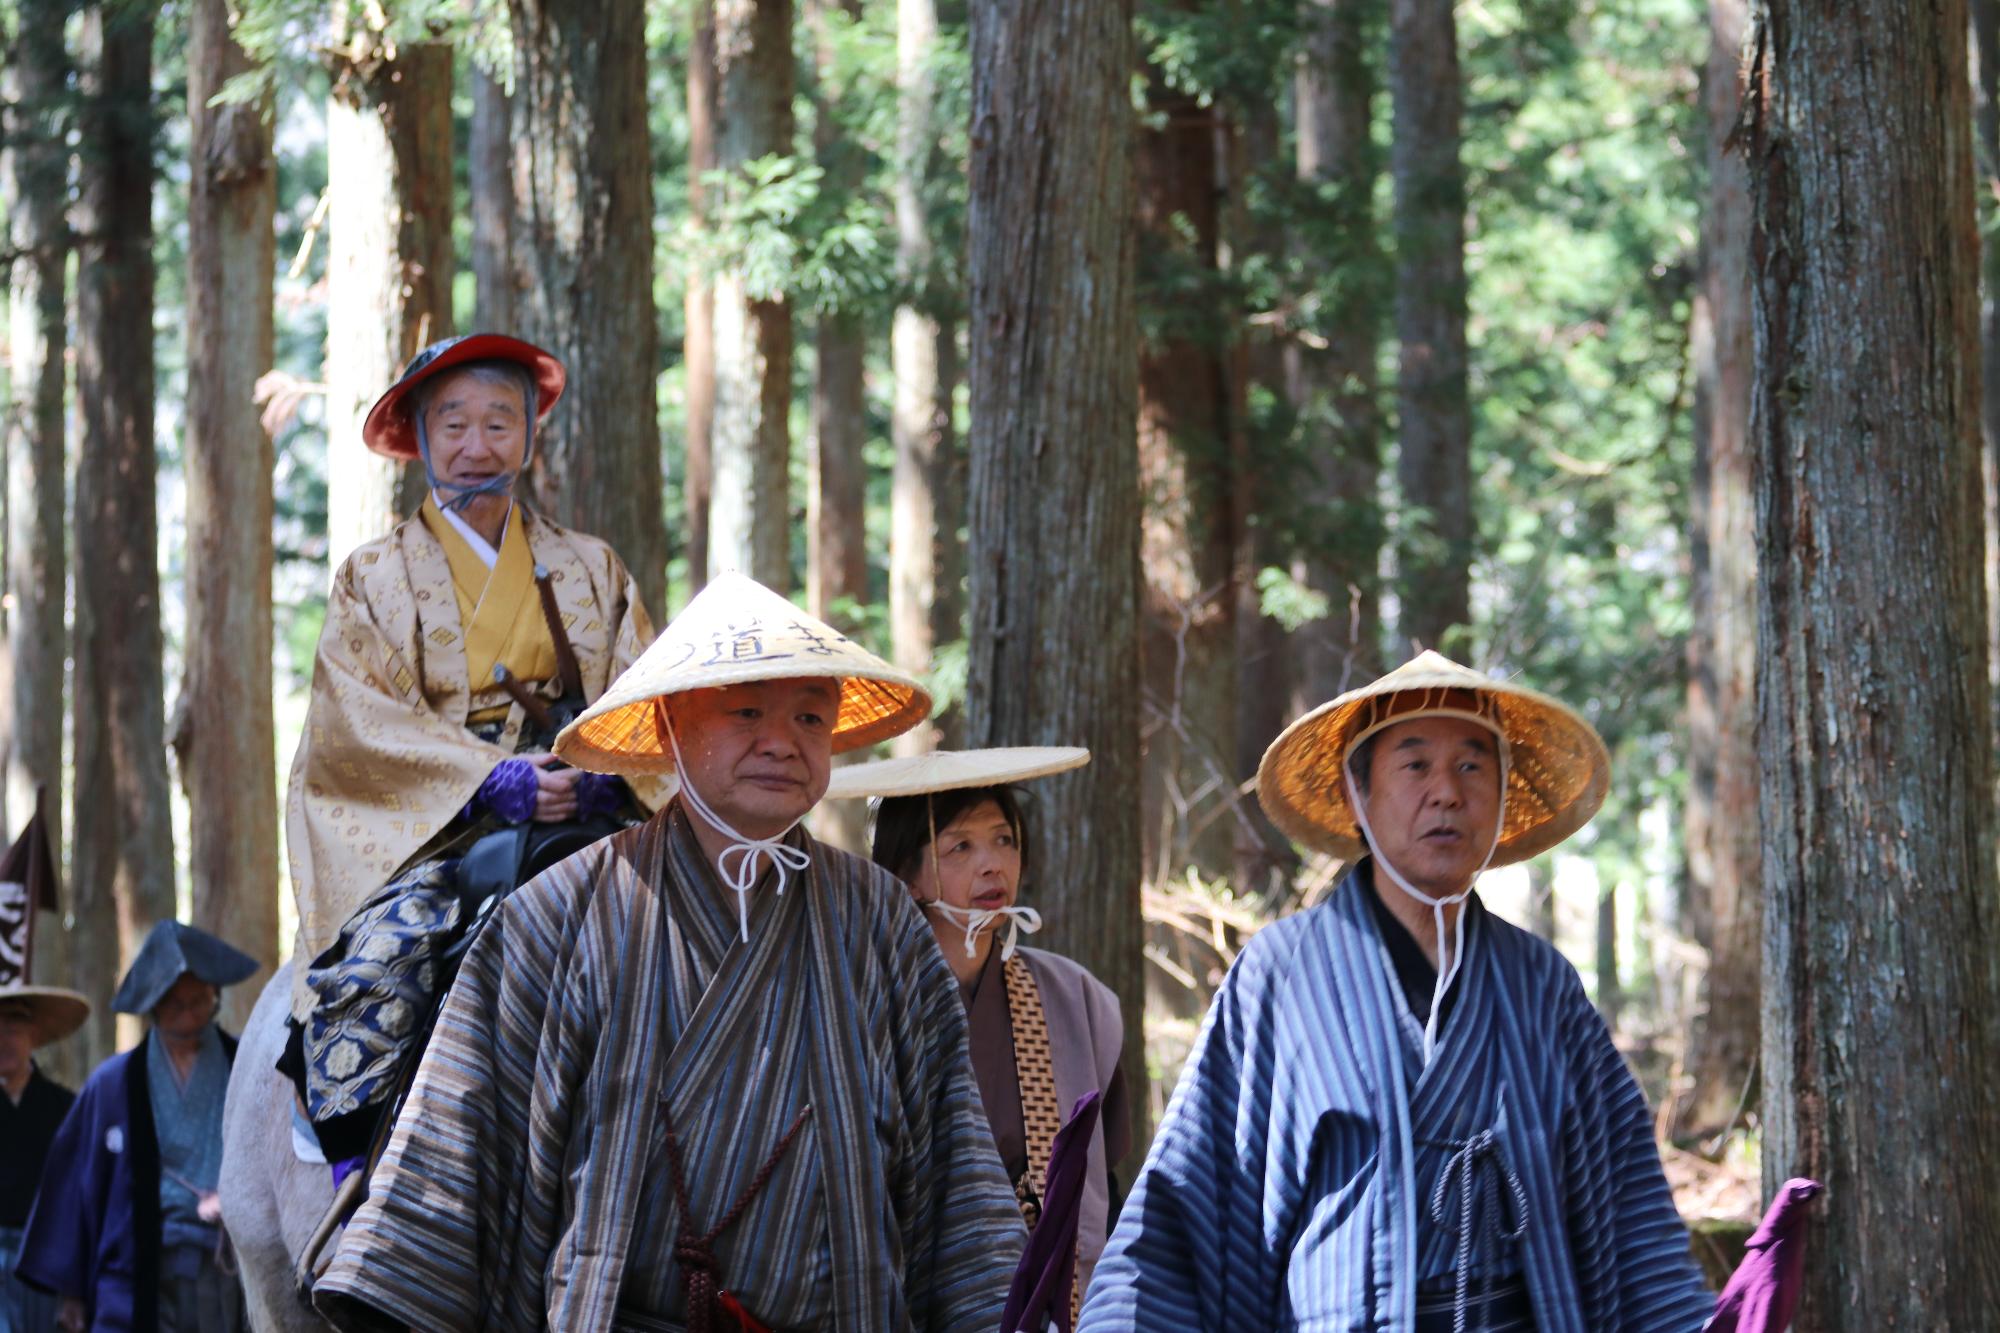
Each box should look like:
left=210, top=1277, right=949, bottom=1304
left=555, top=572, right=931, bottom=777
left=1256, top=650, right=1610, bottom=865
left=824, top=746, right=1090, bottom=800
left=0, top=984, right=91, bottom=1047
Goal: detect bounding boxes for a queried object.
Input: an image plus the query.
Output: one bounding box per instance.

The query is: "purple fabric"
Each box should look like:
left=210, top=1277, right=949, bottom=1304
left=1706, top=1178, right=1823, bottom=1332
left=330, top=1155, right=367, bottom=1193
left=574, top=772, right=628, bottom=819
left=475, top=758, right=540, bottom=825
left=1002, top=1091, right=1103, bottom=1333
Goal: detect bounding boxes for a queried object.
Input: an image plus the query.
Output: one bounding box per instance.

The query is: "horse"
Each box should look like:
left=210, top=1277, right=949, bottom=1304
left=218, top=959, right=334, bottom=1332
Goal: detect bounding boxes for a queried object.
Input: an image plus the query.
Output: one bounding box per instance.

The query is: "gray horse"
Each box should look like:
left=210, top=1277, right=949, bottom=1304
left=219, top=960, right=333, bottom=1332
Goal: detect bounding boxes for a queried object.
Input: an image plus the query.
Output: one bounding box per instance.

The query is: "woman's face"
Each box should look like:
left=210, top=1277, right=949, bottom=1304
left=905, top=798, right=1023, bottom=919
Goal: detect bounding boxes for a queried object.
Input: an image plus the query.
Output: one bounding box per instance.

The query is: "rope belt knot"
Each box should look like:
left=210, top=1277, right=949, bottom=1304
left=661, top=1102, right=813, bottom=1333
left=1426, top=1128, right=1529, bottom=1333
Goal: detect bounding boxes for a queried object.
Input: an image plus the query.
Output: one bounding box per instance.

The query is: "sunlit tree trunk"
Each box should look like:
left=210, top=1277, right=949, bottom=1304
left=1292, top=0, right=1384, bottom=702
left=1389, top=0, right=1471, bottom=655
left=1749, top=0, right=2000, bottom=1321
left=1, top=0, right=72, bottom=1078
left=684, top=0, right=718, bottom=601
left=323, top=38, right=452, bottom=567
left=73, top=2, right=173, bottom=1061
left=1676, top=0, right=1761, bottom=1143
left=181, top=0, right=280, bottom=1029
left=469, top=61, right=515, bottom=332
left=708, top=0, right=794, bottom=590
left=966, top=0, right=1144, bottom=1148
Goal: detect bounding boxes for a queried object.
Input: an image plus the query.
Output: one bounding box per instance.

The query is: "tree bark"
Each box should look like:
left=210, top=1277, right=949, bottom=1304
left=1676, top=0, right=1761, bottom=1142
left=1595, top=880, right=1621, bottom=1028
left=181, top=0, right=280, bottom=1029
left=73, top=3, right=174, bottom=1061
left=1389, top=0, right=1471, bottom=656
left=509, top=0, right=666, bottom=620
left=469, top=60, right=516, bottom=333
left=1291, top=0, right=1384, bottom=702
left=1, top=0, right=72, bottom=1077
left=890, top=0, right=960, bottom=751
left=684, top=0, right=719, bottom=602
left=1137, top=63, right=1236, bottom=883
left=1748, top=0, right=2000, bottom=1321
left=323, top=39, right=452, bottom=568
left=1974, top=0, right=2000, bottom=757
left=1527, top=857, right=1556, bottom=942
left=707, top=0, right=794, bottom=591
left=966, top=0, right=1144, bottom=1150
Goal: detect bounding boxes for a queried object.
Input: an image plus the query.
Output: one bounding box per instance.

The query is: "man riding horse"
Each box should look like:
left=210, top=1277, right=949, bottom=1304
left=276, top=333, right=668, bottom=1181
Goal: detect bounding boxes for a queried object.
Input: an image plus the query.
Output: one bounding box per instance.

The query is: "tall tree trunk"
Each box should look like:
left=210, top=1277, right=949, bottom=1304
left=1595, top=880, right=1621, bottom=1027
left=509, top=0, right=666, bottom=619
left=1676, top=0, right=1761, bottom=1143
left=708, top=0, right=794, bottom=591
left=684, top=0, right=718, bottom=602
left=74, top=3, right=173, bottom=1060
left=469, top=61, right=515, bottom=333
left=890, top=0, right=960, bottom=752
left=1527, top=857, right=1556, bottom=942
left=180, top=0, right=280, bottom=1030
left=1291, top=0, right=1384, bottom=702
left=323, top=40, right=452, bottom=568
left=1389, top=0, right=1471, bottom=656
left=1137, top=63, right=1236, bottom=883
left=1975, top=0, right=2000, bottom=757
left=966, top=0, right=1144, bottom=1151
left=1, top=0, right=72, bottom=1078
left=1748, top=1, right=2000, bottom=1322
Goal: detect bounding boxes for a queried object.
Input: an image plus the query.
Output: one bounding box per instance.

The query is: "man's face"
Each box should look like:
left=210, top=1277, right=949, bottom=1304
left=0, top=1008, right=33, bottom=1085
left=1358, top=715, right=1503, bottom=896
left=152, top=973, right=220, bottom=1044
left=670, top=679, right=839, bottom=839
left=422, top=369, right=528, bottom=488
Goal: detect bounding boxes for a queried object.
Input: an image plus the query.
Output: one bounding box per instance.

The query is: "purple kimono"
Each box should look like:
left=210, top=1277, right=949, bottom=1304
left=12, top=1030, right=237, bottom=1333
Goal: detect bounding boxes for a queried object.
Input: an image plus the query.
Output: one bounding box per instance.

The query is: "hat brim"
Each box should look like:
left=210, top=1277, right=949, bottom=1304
left=362, top=334, right=567, bottom=461
left=0, top=986, right=92, bottom=1046
left=1257, top=666, right=1610, bottom=865
left=823, top=747, right=1091, bottom=800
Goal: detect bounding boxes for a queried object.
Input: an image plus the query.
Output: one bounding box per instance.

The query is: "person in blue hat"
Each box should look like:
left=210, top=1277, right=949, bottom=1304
left=14, top=921, right=255, bottom=1332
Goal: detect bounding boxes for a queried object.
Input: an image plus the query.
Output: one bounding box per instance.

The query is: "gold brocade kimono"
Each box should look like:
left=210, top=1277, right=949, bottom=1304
left=286, top=501, right=668, bottom=1018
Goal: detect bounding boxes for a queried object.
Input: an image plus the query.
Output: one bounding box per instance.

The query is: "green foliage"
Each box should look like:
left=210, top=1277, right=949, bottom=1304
left=217, top=0, right=508, bottom=105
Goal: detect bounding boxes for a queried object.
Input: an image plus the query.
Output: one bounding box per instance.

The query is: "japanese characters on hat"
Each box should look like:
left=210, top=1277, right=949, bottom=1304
left=111, top=920, right=260, bottom=1017
left=362, top=333, right=567, bottom=462
left=823, top=747, right=1091, bottom=801
left=555, top=572, right=931, bottom=777
left=1256, top=650, right=1610, bottom=865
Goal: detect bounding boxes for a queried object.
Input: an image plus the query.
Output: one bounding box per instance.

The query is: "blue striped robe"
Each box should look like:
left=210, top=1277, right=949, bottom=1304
left=1079, top=869, right=1712, bottom=1332
left=311, top=806, right=1024, bottom=1331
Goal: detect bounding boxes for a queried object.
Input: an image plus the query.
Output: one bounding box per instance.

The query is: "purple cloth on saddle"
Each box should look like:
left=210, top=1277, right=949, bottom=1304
left=574, top=772, right=627, bottom=819
left=1002, top=1091, right=1102, bottom=1333
left=1706, top=1178, right=1822, bottom=1332
left=475, top=759, right=539, bottom=825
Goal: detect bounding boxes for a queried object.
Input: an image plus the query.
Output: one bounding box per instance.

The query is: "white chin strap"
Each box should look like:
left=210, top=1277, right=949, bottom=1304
left=665, top=718, right=811, bottom=943
left=924, top=901, right=1043, bottom=962
left=1345, top=710, right=1509, bottom=1066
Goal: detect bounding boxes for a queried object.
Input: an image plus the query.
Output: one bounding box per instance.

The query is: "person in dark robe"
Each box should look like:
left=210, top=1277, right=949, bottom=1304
left=827, top=746, right=1129, bottom=1310
left=1081, top=652, right=1716, bottom=1333
left=0, top=984, right=88, bottom=1333
left=16, top=921, right=256, bottom=1333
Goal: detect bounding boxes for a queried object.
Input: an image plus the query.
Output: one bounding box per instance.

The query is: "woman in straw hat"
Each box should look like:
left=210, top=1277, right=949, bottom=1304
left=1081, top=653, right=1713, bottom=1333
left=312, top=573, right=1024, bottom=1333
left=827, top=747, right=1130, bottom=1301
left=276, top=333, right=671, bottom=1174
left=0, top=982, right=86, bottom=1333
left=18, top=921, right=257, bottom=1333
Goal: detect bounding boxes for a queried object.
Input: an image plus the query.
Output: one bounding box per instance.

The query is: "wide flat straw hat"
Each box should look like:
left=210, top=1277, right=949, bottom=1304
left=0, top=984, right=91, bottom=1047
left=556, top=571, right=931, bottom=777
left=823, top=746, right=1090, bottom=800
left=1257, top=650, right=1610, bottom=865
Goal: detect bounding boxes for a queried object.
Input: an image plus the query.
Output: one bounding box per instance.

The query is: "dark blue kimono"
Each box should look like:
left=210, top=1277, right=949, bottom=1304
left=13, top=1030, right=237, bottom=1333
left=1079, top=868, right=1713, bottom=1332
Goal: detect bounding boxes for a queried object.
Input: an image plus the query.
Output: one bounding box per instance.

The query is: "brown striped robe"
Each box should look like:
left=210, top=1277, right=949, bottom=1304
left=312, top=806, right=1025, bottom=1332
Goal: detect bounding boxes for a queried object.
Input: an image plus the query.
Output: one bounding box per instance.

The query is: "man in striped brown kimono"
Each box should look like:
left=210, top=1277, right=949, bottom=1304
left=312, top=574, right=1025, bottom=1333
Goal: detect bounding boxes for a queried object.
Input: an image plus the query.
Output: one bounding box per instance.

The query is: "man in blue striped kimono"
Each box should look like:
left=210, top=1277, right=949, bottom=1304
left=311, top=575, right=1024, bottom=1332
left=1081, top=652, right=1715, bottom=1333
